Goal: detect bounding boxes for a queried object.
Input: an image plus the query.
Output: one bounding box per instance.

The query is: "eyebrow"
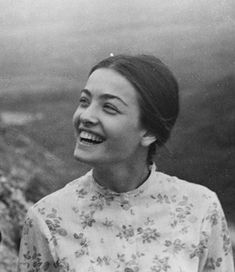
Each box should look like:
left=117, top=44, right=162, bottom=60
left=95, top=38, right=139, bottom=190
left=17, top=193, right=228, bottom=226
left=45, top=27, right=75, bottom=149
left=81, top=89, right=128, bottom=106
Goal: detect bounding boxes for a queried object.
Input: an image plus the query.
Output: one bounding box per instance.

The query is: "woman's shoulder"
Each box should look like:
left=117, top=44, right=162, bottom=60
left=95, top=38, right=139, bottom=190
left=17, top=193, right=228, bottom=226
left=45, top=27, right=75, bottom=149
left=30, top=170, right=93, bottom=212
left=154, top=170, right=218, bottom=204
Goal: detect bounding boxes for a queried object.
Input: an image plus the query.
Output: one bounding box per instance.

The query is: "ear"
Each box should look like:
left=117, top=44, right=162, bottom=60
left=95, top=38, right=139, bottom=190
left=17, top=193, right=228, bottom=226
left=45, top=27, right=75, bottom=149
left=141, top=131, right=156, bottom=147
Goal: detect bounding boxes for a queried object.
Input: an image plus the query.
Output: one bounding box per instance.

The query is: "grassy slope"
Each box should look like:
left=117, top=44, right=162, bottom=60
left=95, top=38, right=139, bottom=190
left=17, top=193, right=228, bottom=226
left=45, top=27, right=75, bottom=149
left=0, top=90, right=90, bottom=184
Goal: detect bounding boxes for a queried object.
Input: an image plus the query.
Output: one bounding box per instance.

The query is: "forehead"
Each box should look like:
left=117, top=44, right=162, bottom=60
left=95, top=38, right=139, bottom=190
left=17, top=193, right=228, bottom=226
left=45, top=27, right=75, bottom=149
left=84, top=68, right=138, bottom=103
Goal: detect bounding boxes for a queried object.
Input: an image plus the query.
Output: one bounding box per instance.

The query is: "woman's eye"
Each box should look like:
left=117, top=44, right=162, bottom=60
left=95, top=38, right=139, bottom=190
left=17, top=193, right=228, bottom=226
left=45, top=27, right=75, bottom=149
left=103, top=103, right=119, bottom=114
left=79, top=97, right=89, bottom=107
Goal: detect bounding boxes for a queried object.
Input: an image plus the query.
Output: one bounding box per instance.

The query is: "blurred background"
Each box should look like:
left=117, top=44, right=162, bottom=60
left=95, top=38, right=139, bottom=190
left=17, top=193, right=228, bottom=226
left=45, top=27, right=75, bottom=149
left=0, top=0, right=234, bottom=270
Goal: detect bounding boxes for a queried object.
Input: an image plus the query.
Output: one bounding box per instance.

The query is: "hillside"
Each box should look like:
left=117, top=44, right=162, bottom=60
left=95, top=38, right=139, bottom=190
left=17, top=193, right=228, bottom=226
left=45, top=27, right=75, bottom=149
left=0, top=125, right=70, bottom=271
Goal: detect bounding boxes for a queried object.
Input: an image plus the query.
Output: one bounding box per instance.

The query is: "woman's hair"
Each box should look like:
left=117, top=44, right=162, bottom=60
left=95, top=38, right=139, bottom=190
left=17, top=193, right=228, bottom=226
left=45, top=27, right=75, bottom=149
left=89, top=54, right=179, bottom=164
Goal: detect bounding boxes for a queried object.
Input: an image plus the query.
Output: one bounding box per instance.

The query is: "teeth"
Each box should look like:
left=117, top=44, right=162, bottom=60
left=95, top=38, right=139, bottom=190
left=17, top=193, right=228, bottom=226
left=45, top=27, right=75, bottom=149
left=80, top=131, right=103, bottom=142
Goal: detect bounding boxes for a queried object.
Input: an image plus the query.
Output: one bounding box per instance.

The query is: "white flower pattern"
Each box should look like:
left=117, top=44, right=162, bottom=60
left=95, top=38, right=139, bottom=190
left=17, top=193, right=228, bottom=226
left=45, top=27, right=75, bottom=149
left=18, top=165, right=234, bottom=272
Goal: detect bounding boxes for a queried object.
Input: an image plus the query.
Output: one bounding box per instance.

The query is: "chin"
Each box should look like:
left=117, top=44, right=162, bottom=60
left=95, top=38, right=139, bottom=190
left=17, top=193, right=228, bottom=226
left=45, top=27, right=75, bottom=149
left=73, top=148, right=98, bottom=166
left=74, top=149, right=90, bottom=162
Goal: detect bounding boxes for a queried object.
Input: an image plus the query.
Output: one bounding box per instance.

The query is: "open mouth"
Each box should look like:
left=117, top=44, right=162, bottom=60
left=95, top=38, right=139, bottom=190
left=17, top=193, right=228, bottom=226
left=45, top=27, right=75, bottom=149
left=79, top=131, right=105, bottom=145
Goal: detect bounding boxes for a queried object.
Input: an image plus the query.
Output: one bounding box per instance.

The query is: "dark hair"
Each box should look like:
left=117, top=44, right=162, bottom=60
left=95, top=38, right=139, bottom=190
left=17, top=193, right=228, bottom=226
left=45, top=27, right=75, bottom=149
left=89, top=54, right=179, bottom=164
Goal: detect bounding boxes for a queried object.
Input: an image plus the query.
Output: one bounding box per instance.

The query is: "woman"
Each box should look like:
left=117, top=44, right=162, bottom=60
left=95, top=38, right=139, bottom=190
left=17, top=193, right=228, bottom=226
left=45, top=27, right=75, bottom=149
left=18, top=54, right=234, bottom=272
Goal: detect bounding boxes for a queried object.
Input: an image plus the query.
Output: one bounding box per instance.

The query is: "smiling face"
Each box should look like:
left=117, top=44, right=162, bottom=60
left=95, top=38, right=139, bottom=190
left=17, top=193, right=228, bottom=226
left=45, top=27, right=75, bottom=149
left=73, top=68, right=153, bottom=168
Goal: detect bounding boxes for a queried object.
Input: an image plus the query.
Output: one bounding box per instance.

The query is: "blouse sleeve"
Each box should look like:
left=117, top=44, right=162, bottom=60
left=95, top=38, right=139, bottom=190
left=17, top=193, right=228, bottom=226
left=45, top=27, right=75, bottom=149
left=199, top=192, right=234, bottom=272
left=17, top=206, right=58, bottom=272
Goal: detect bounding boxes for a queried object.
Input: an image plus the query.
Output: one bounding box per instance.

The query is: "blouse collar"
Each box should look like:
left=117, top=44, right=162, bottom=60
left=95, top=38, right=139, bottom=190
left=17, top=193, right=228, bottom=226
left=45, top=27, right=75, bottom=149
left=90, top=163, right=157, bottom=198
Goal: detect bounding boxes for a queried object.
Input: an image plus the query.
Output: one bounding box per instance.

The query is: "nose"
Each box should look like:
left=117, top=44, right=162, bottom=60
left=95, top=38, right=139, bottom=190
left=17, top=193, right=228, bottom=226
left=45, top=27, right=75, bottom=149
left=73, top=104, right=98, bottom=128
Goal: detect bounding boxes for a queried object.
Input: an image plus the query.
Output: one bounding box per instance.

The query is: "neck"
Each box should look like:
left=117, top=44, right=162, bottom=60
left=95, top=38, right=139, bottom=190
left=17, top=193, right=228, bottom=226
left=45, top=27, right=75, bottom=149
left=93, top=160, right=150, bottom=193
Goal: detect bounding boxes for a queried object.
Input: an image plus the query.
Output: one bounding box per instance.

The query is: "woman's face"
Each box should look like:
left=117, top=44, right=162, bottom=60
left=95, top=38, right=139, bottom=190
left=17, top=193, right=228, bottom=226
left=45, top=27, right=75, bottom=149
left=73, top=68, right=148, bottom=167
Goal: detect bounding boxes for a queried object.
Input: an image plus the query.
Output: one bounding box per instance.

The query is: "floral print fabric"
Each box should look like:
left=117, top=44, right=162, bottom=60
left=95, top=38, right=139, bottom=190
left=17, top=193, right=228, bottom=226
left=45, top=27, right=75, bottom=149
left=18, top=165, right=234, bottom=272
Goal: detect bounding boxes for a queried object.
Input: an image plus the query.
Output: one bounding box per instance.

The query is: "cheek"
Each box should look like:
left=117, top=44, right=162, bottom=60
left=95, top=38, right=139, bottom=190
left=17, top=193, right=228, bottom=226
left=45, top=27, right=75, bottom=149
left=72, top=108, right=81, bottom=128
left=105, top=121, right=142, bottom=147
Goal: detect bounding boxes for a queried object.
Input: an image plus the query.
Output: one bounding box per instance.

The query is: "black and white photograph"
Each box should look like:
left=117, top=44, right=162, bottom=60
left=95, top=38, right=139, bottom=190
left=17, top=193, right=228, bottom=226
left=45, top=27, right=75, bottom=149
left=0, top=1, right=234, bottom=271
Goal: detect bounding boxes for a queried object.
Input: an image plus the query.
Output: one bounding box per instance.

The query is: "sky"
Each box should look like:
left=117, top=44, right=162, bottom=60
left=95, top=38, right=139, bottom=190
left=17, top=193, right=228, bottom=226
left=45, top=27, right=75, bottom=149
left=0, top=0, right=234, bottom=94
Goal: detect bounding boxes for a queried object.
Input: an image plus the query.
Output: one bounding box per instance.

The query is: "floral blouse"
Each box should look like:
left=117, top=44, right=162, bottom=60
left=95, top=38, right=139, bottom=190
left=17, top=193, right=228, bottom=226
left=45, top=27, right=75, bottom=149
left=18, top=165, right=234, bottom=272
